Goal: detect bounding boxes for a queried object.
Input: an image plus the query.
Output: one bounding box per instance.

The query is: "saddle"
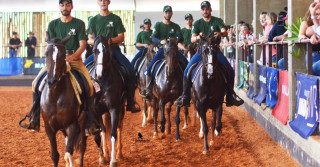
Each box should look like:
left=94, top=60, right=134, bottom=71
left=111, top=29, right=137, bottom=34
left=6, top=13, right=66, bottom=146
left=134, top=56, right=147, bottom=75
left=33, top=67, right=89, bottom=106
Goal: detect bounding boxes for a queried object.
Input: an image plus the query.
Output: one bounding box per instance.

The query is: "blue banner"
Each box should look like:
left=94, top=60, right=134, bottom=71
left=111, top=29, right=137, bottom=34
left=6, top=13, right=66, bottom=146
left=246, top=63, right=254, bottom=99
left=254, top=65, right=267, bottom=105
left=243, top=62, right=250, bottom=91
left=289, top=73, right=319, bottom=139
left=266, top=68, right=279, bottom=108
left=23, top=58, right=46, bottom=75
left=0, top=57, right=23, bottom=76
left=237, top=61, right=244, bottom=89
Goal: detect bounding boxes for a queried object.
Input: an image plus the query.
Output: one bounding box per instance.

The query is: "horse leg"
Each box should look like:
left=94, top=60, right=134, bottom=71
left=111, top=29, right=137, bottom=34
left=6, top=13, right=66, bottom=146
left=79, top=121, right=87, bottom=167
left=166, top=102, right=172, bottom=134
left=109, top=109, right=119, bottom=167
left=192, top=105, right=197, bottom=127
left=175, top=106, right=182, bottom=141
left=159, top=100, right=166, bottom=134
left=215, top=104, right=223, bottom=136
left=153, top=100, right=159, bottom=138
left=142, top=99, right=147, bottom=127
left=101, top=113, right=111, bottom=164
left=147, top=101, right=153, bottom=123
left=45, top=125, right=59, bottom=167
left=116, top=127, right=123, bottom=159
left=64, top=125, right=76, bottom=167
left=210, top=109, right=217, bottom=146
left=198, top=109, right=209, bottom=154
left=182, top=106, right=189, bottom=129
left=95, top=134, right=107, bottom=166
left=199, top=117, right=204, bottom=139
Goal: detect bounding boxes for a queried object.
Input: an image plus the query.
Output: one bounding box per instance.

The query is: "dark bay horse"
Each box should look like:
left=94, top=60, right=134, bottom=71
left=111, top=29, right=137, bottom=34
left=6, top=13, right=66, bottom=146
left=41, top=35, right=87, bottom=167
left=137, top=42, right=158, bottom=127
left=92, top=34, right=125, bottom=167
left=183, top=44, right=197, bottom=61
left=152, top=38, right=187, bottom=140
left=191, top=35, right=227, bottom=154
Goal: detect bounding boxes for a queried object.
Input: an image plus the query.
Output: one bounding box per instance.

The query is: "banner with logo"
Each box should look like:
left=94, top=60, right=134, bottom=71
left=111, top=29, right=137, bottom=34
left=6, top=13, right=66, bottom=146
left=253, top=65, right=267, bottom=105
left=266, top=67, right=279, bottom=108
left=289, top=73, right=319, bottom=139
left=272, top=70, right=289, bottom=125
left=243, top=62, right=250, bottom=91
left=237, top=61, right=244, bottom=89
left=23, top=58, right=46, bottom=75
left=0, top=57, right=22, bottom=76
left=246, top=63, right=255, bottom=99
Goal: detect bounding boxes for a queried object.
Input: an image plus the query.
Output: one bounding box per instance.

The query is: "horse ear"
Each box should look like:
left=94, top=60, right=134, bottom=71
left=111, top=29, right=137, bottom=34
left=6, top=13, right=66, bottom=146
left=61, top=35, right=72, bottom=45
left=106, top=28, right=111, bottom=42
left=45, top=31, right=50, bottom=42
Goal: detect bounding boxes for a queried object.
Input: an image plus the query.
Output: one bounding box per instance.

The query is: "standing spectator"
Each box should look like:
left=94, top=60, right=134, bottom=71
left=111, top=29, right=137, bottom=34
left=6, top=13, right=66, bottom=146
left=25, top=32, right=37, bottom=58
left=8, top=32, right=22, bottom=58
left=140, top=24, right=145, bottom=31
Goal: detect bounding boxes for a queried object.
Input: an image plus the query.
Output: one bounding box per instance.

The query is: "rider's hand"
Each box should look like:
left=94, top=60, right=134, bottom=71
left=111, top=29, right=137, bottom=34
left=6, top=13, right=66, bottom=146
left=65, top=55, right=74, bottom=63
left=144, top=44, right=149, bottom=48
left=160, top=40, right=167, bottom=45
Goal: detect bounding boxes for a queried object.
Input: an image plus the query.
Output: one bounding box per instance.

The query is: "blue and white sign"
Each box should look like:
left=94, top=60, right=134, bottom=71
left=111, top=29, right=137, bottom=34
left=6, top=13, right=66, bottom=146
left=289, top=73, right=319, bottom=139
left=246, top=63, right=254, bottom=99
left=254, top=65, right=267, bottom=105
left=266, top=68, right=279, bottom=108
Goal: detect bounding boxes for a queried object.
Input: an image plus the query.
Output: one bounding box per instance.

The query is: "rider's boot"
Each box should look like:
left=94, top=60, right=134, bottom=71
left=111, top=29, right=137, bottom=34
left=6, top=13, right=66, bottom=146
left=126, top=81, right=141, bottom=113
left=174, top=77, right=191, bottom=107
left=85, top=96, right=102, bottom=136
left=226, top=72, right=244, bottom=107
left=144, top=75, right=153, bottom=101
left=19, top=93, right=40, bottom=132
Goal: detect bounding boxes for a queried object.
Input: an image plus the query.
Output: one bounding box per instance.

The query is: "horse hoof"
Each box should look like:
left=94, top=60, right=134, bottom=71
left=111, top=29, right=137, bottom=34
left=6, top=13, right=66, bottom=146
left=141, top=123, right=146, bottom=127
left=110, top=161, right=118, bottom=167
left=153, top=132, right=158, bottom=139
left=202, top=150, right=209, bottom=155
left=99, top=159, right=107, bottom=166
left=182, top=125, right=187, bottom=129
left=215, top=130, right=219, bottom=136
left=176, top=138, right=182, bottom=142
left=199, top=132, right=204, bottom=139
left=159, top=133, right=165, bottom=139
left=165, top=130, right=171, bottom=135
left=209, top=140, right=214, bottom=146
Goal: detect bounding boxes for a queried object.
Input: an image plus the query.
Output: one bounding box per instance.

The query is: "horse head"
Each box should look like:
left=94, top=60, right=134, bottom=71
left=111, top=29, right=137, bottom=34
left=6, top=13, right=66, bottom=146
left=200, top=31, right=221, bottom=79
left=92, top=30, right=112, bottom=81
left=45, top=32, right=71, bottom=88
left=146, top=42, right=158, bottom=64
left=164, top=38, right=179, bottom=75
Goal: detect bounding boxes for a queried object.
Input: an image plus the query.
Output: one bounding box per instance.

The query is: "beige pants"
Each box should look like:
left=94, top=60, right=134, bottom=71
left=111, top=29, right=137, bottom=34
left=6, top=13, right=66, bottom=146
left=32, top=60, right=93, bottom=96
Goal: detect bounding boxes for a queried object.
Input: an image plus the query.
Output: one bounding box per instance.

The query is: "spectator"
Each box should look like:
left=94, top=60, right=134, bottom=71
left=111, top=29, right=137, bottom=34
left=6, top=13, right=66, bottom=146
left=8, top=32, right=22, bottom=58
left=257, top=12, right=277, bottom=66
left=25, top=32, right=37, bottom=58
left=259, top=12, right=268, bottom=30
left=140, top=24, right=145, bottom=31
left=238, top=23, right=254, bottom=62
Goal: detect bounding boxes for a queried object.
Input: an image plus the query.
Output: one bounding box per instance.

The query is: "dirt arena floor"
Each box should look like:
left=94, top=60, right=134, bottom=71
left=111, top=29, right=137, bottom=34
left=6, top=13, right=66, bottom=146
left=0, top=87, right=300, bottom=167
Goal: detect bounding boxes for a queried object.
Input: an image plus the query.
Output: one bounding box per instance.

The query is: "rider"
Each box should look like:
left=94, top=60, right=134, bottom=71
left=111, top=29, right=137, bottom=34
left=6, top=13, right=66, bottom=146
left=141, top=5, right=189, bottom=99
left=20, top=0, right=100, bottom=135
left=174, top=1, right=244, bottom=107
left=86, top=0, right=140, bottom=113
left=181, top=13, right=194, bottom=54
left=131, top=18, right=153, bottom=68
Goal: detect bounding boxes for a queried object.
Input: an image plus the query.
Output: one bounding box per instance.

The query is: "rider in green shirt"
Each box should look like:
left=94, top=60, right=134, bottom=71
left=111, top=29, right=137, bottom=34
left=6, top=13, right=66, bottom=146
left=181, top=13, right=194, bottom=47
left=175, top=1, right=244, bottom=107
left=141, top=5, right=189, bottom=99
left=86, top=0, right=140, bottom=113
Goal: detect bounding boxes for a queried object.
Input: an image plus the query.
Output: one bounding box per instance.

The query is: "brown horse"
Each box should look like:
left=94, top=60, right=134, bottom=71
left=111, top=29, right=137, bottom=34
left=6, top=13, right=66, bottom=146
left=136, top=42, right=158, bottom=127
left=41, top=35, right=87, bottom=167
left=91, top=34, right=125, bottom=167
left=152, top=38, right=187, bottom=140
left=191, top=35, right=227, bottom=154
left=183, top=44, right=197, bottom=61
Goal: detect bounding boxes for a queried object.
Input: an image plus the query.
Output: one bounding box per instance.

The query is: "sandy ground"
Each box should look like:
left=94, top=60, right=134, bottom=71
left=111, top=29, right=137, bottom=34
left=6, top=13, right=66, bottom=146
left=0, top=87, right=300, bottom=167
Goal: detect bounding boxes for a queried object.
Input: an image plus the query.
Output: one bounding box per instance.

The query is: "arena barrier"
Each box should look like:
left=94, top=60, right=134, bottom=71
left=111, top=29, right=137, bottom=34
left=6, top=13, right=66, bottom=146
left=0, top=57, right=22, bottom=76
left=236, top=61, right=244, bottom=89
left=246, top=63, right=254, bottom=99
left=266, top=67, right=279, bottom=108
left=253, top=65, right=267, bottom=105
left=23, top=57, right=46, bottom=75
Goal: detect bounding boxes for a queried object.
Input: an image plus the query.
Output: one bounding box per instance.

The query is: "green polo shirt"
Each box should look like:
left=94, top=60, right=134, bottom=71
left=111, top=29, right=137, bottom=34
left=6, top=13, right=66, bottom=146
left=192, top=16, right=225, bottom=37
left=135, top=30, right=153, bottom=50
left=47, top=17, right=87, bottom=51
left=181, top=27, right=193, bottom=46
left=153, top=21, right=182, bottom=46
left=87, top=13, right=126, bottom=38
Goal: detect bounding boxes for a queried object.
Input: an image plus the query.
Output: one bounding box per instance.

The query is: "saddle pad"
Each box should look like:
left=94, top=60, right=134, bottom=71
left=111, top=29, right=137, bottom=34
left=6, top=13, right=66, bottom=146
left=137, top=57, right=146, bottom=74
left=151, top=59, right=166, bottom=79
left=191, top=61, right=203, bottom=83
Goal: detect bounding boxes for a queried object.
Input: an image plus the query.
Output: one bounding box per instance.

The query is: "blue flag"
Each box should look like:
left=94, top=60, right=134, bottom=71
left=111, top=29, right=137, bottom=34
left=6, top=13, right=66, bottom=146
left=254, top=65, right=267, bottom=105
left=246, top=63, right=255, bottom=99
left=266, top=68, right=279, bottom=108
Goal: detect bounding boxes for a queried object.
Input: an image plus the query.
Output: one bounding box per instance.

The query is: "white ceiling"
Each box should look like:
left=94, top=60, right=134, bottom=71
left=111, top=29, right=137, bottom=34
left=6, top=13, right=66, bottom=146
left=0, top=0, right=219, bottom=12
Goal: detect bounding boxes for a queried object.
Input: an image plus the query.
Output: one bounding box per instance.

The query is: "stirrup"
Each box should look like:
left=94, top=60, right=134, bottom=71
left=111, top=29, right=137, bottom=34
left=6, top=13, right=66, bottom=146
left=19, top=115, right=40, bottom=132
